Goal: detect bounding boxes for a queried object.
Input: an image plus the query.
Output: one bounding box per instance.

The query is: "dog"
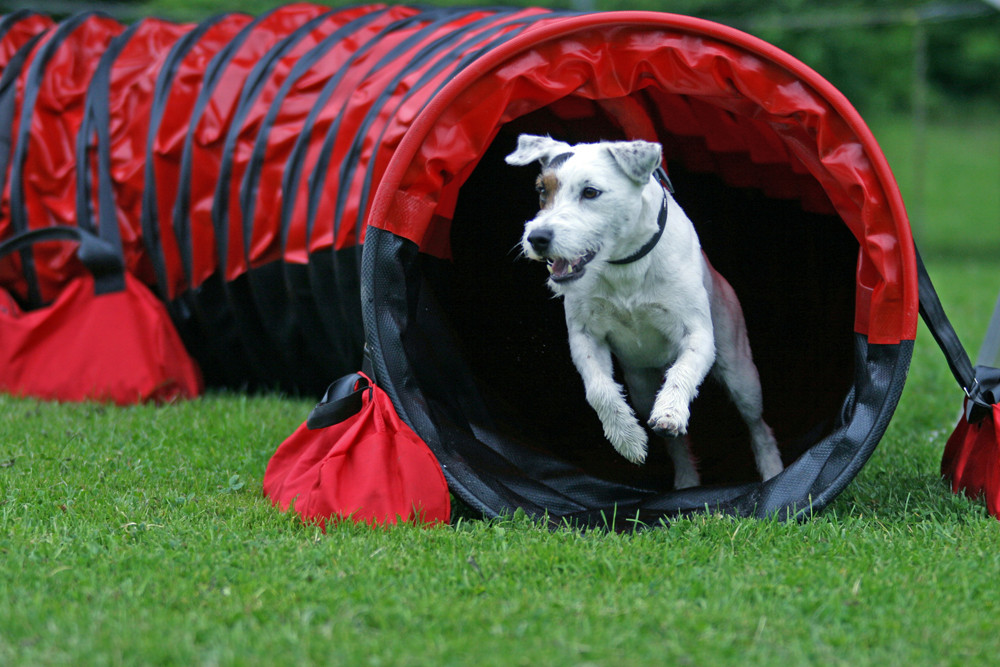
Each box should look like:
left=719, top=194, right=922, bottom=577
left=506, top=134, right=783, bottom=488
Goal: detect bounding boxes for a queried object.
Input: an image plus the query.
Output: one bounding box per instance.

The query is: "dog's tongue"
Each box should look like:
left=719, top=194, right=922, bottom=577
left=550, top=258, right=571, bottom=278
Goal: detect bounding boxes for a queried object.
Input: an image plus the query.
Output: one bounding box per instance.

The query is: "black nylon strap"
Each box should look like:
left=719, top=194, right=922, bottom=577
left=306, top=372, right=372, bottom=429
left=0, top=10, right=37, bottom=41
left=10, top=13, right=97, bottom=306
left=306, top=346, right=376, bottom=429
left=0, top=20, right=126, bottom=299
left=917, top=248, right=997, bottom=421
left=0, top=226, right=124, bottom=294
left=331, top=8, right=523, bottom=263
left=917, top=249, right=975, bottom=391
left=242, top=7, right=392, bottom=259
left=280, top=13, right=427, bottom=247
left=225, top=8, right=341, bottom=262
left=74, top=23, right=140, bottom=295
left=77, top=22, right=139, bottom=235
left=304, top=9, right=453, bottom=246
left=0, top=31, right=47, bottom=227
left=142, top=13, right=227, bottom=298
left=171, top=10, right=272, bottom=296
left=210, top=6, right=359, bottom=279
left=353, top=10, right=574, bottom=236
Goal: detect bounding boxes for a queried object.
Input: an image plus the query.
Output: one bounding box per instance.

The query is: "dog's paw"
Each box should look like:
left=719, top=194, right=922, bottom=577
left=674, top=468, right=700, bottom=490
left=605, top=418, right=648, bottom=464
left=647, top=403, right=690, bottom=437
left=750, top=425, right=784, bottom=481
left=756, top=448, right=784, bottom=481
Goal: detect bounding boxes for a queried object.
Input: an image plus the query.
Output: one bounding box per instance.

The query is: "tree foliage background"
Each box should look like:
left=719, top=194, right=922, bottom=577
left=5, top=0, right=999, bottom=118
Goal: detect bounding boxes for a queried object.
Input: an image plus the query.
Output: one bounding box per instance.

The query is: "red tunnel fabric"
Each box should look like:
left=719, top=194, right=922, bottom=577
left=1, top=13, right=123, bottom=304
left=0, top=11, right=53, bottom=67
left=0, top=5, right=920, bottom=521
left=368, top=12, right=916, bottom=346
left=168, top=5, right=333, bottom=295
left=0, top=270, right=202, bottom=404
left=0, top=6, right=917, bottom=344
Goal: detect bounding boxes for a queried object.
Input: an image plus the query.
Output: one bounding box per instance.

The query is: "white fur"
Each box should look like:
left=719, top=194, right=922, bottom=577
left=506, top=134, right=783, bottom=489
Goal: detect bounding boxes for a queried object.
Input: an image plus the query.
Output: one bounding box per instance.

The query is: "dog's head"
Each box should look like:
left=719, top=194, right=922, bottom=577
left=506, top=134, right=664, bottom=287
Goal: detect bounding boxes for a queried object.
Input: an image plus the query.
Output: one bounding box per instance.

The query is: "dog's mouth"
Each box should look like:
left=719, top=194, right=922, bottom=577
left=547, top=249, right=597, bottom=283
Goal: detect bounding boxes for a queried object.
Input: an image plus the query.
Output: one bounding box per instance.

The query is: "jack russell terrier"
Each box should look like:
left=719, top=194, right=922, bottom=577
left=506, top=134, right=783, bottom=488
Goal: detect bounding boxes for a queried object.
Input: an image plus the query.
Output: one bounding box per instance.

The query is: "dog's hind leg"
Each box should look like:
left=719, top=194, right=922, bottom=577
left=709, top=280, right=784, bottom=481
left=667, top=437, right=700, bottom=489
left=624, top=367, right=700, bottom=489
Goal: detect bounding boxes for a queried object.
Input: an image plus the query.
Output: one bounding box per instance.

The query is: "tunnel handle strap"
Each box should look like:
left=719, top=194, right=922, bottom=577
left=0, top=226, right=124, bottom=295
left=917, top=249, right=998, bottom=422
left=306, top=348, right=376, bottom=430
left=307, top=373, right=373, bottom=430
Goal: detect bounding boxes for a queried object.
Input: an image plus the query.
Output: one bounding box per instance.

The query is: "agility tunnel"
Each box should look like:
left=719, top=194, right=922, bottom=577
left=0, top=5, right=917, bottom=526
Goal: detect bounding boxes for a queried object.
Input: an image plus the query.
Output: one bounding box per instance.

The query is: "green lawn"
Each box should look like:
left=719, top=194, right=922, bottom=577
left=2, top=116, right=1000, bottom=666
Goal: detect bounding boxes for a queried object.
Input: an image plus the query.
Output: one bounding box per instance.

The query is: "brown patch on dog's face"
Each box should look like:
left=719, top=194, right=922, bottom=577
left=536, top=172, right=560, bottom=210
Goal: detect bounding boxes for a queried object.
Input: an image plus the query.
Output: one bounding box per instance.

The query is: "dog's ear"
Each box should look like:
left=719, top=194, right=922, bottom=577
left=505, top=134, right=573, bottom=168
left=605, top=141, right=663, bottom=185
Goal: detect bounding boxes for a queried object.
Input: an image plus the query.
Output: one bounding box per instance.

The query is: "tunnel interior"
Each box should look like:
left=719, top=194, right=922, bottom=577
left=428, top=92, right=860, bottom=492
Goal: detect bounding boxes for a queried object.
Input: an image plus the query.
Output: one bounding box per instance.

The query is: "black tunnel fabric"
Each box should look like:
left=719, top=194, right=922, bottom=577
left=0, top=5, right=919, bottom=526
left=361, top=226, right=912, bottom=525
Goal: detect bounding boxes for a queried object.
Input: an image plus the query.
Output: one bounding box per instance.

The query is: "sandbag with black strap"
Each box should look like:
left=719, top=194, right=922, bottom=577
left=918, top=252, right=1000, bottom=517
left=0, top=31, right=201, bottom=405
left=263, top=357, right=451, bottom=528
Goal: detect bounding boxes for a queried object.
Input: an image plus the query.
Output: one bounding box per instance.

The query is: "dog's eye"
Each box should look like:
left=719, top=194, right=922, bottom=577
left=581, top=187, right=601, bottom=200
left=535, top=183, right=547, bottom=205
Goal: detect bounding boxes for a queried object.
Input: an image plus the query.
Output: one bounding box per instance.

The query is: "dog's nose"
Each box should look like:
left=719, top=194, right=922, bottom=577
left=527, top=228, right=553, bottom=254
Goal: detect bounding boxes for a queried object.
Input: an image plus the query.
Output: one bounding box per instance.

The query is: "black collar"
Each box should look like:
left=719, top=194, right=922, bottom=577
left=607, top=167, right=673, bottom=266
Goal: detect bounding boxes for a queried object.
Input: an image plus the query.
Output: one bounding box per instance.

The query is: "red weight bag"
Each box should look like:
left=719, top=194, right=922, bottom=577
left=0, top=227, right=201, bottom=404
left=0, top=15, right=201, bottom=404
left=932, top=271, right=1000, bottom=518
left=943, top=402, right=1000, bottom=516
left=263, top=371, right=451, bottom=527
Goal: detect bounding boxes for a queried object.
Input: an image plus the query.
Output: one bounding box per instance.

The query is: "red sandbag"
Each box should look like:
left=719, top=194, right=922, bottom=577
left=942, top=401, right=1000, bottom=517
left=0, top=270, right=201, bottom=404
left=263, top=373, right=450, bottom=527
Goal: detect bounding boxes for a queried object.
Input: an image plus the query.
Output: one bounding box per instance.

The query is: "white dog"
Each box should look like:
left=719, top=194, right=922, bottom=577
left=506, top=134, right=783, bottom=488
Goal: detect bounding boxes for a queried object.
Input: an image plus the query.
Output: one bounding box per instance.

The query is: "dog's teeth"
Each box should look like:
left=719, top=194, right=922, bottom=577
left=547, top=262, right=554, bottom=274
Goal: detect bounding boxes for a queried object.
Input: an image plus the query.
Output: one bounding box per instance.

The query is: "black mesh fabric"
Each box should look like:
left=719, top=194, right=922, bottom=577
left=362, top=224, right=912, bottom=527
left=360, top=113, right=914, bottom=526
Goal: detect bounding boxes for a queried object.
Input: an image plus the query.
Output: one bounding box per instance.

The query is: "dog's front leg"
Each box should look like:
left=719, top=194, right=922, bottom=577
left=648, top=323, right=715, bottom=438
left=568, top=326, right=648, bottom=464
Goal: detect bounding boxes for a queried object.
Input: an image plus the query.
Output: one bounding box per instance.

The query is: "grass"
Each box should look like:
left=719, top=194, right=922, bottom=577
left=3, top=115, right=1000, bottom=666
